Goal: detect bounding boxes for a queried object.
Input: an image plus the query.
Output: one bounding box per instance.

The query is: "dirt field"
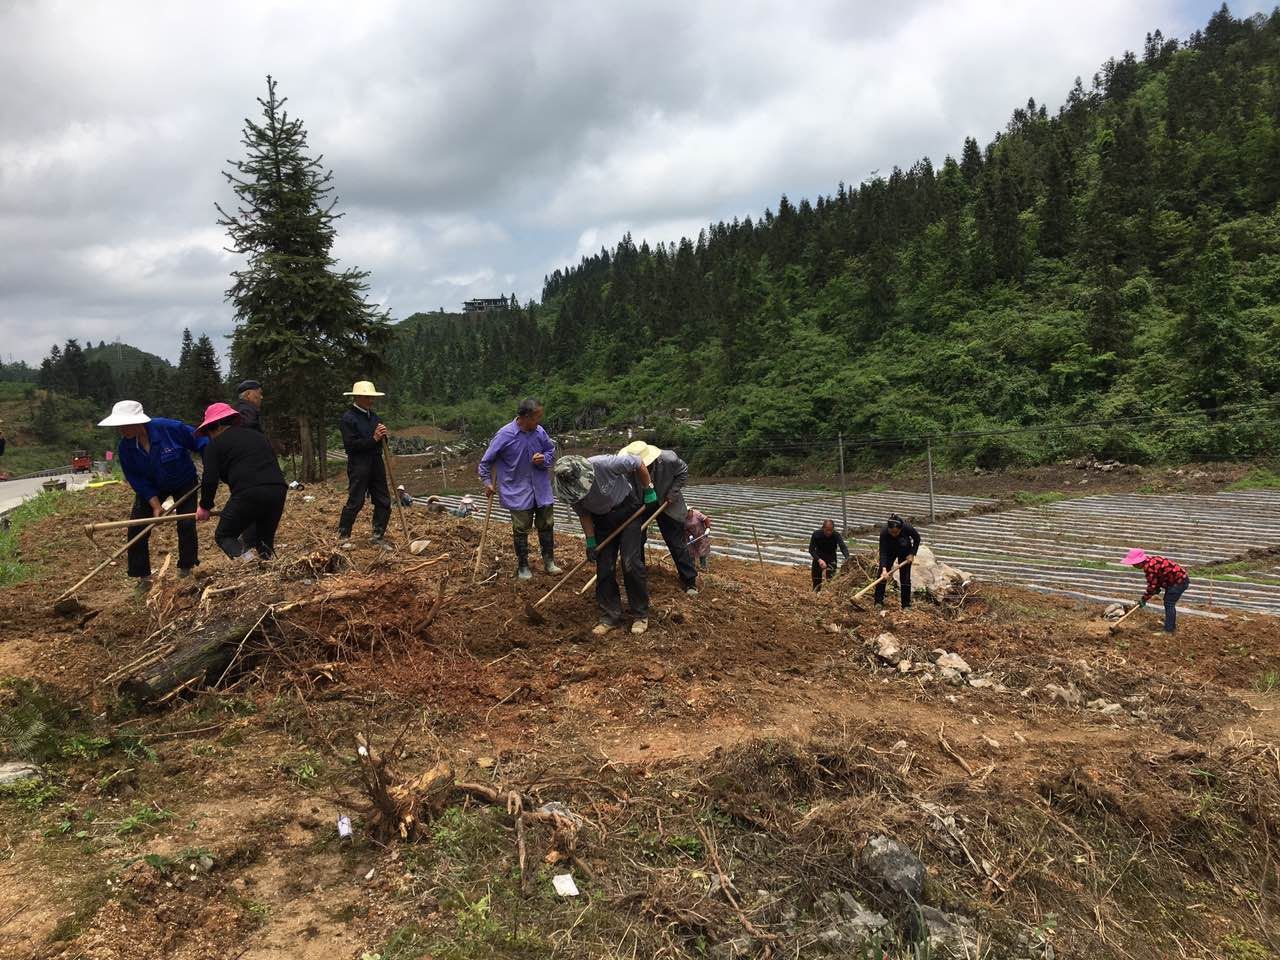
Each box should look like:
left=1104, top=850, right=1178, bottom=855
left=0, top=474, right=1277, bottom=959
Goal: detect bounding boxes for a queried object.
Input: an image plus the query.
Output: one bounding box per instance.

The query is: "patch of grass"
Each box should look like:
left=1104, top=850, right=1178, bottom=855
left=1220, top=933, right=1272, bottom=960
left=1012, top=490, right=1067, bottom=506
left=374, top=922, right=432, bottom=960
left=277, top=750, right=324, bottom=786
left=1227, top=467, right=1280, bottom=491
left=0, top=778, right=60, bottom=810
left=0, top=489, right=65, bottom=585
left=1074, top=558, right=1111, bottom=570
left=1255, top=671, right=1279, bottom=694
left=114, top=803, right=173, bottom=836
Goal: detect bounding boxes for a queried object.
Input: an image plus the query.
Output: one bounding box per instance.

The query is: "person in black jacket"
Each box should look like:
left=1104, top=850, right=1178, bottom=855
left=337, top=380, right=391, bottom=543
left=808, top=519, right=849, bottom=591
left=875, top=513, right=921, bottom=608
left=194, top=403, right=287, bottom=560
left=233, top=380, right=264, bottom=434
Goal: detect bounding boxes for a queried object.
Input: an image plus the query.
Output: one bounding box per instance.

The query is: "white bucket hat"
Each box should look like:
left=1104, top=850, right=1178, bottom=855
left=343, top=380, right=385, bottom=397
left=98, top=400, right=151, bottom=427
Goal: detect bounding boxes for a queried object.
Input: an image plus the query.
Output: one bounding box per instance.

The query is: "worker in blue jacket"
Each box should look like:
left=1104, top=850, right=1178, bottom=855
left=98, top=400, right=206, bottom=587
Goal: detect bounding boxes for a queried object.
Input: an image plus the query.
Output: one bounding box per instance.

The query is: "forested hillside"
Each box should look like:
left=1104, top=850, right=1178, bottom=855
left=388, top=6, right=1280, bottom=470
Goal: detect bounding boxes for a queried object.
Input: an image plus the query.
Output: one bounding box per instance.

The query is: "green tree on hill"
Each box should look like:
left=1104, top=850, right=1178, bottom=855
left=218, top=76, right=391, bottom=481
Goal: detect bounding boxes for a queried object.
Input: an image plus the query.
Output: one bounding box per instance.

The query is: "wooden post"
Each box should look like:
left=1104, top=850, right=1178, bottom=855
left=433, top=414, right=447, bottom=491
left=382, top=440, right=412, bottom=544
left=926, top=439, right=936, bottom=524
left=751, top=525, right=765, bottom=575
left=838, top=433, right=848, bottom=535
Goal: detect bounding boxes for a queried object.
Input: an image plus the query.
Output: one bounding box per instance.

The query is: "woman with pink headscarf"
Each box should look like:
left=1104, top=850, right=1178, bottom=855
left=1121, top=548, right=1190, bottom=633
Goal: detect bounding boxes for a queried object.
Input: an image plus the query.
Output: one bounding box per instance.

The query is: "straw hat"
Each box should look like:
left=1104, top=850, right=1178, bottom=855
left=196, top=402, right=242, bottom=435
left=343, top=380, right=385, bottom=397
left=1120, top=548, right=1148, bottom=566
left=618, top=440, right=662, bottom=466
left=97, top=400, right=151, bottom=427
left=553, top=455, right=595, bottom=504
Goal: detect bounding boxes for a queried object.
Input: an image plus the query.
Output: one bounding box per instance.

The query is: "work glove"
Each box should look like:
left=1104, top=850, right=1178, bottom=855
left=585, top=536, right=598, bottom=563
left=643, top=487, right=658, bottom=505
left=1138, top=598, right=1147, bottom=609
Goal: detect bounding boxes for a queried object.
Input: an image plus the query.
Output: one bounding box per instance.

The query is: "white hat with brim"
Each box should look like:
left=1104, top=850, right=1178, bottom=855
left=98, top=400, right=151, bottom=427
left=343, top=380, right=385, bottom=397
left=619, top=440, right=662, bottom=467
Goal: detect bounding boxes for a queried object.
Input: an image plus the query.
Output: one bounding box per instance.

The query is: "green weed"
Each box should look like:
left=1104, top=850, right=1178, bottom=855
left=0, top=778, right=60, bottom=810
left=1227, top=468, right=1280, bottom=491
left=1219, top=933, right=1272, bottom=960
left=1255, top=670, right=1279, bottom=694
left=114, top=803, right=173, bottom=836
left=0, top=489, right=65, bottom=585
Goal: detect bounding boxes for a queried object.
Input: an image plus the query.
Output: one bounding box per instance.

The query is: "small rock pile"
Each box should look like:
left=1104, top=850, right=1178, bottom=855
left=868, top=633, right=1008, bottom=691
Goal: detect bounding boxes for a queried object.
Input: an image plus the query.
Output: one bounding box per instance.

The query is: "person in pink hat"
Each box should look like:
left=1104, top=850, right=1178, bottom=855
left=1121, top=548, right=1191, bottom=633
left=194, top=403, right=288, bottom=562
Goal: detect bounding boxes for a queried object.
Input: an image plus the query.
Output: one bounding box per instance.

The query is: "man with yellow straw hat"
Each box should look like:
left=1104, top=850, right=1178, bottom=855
left=337, top=380, right=392, bottom=545
left=619, top=441, right=698, bottom=595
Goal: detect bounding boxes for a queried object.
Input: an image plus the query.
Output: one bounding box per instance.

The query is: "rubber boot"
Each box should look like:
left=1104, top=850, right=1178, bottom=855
left=514, top=533, right=532, bottom=580
left=538, top=528, right=562, bottom=575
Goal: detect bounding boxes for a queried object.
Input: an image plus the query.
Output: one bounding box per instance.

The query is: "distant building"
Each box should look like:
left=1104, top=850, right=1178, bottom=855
left=462, top=297, right=512, bottom=314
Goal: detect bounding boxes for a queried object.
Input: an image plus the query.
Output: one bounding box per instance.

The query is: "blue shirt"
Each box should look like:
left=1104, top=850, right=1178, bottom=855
left=478, top=420, right=556, bottom=511
left=118, top=417, right=206, bottom=503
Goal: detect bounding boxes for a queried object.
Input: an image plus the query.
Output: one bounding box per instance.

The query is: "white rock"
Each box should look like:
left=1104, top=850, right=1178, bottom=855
left=935, top=652, right=971, bottom=674
left=912, top=545, right=972, bottom=599
left=1046, top=683, right=1082, bottom=707
left=0, top=762, right=41, bottom=786
left=874, top=633, right=901, bottom=661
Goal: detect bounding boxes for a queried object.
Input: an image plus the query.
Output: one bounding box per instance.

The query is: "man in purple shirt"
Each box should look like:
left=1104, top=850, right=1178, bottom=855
left=478, top=397, right=560, bottom=580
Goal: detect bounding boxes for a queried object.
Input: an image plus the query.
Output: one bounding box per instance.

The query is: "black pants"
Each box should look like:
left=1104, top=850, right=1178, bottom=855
left=811, top=558, right=837, bottom=591
left=127, top=486, right=198, bottom=578
left=656, top=512, right=698, bottom=588
left=338, top=456, right=391, bottom=535
left=593, top=498, right=649, bottom=625
left=215, top=485, right=287, bottom=559
left=874, top=553, right=913, bottom=607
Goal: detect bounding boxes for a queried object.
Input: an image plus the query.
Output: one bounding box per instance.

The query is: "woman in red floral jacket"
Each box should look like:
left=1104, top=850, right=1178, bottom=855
left=1121, top=549, right=1191, bottom=633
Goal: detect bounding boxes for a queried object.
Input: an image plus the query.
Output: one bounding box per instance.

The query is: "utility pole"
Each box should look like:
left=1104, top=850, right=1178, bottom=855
left=838, top=433, right=848, bottom=535
left=926, top=440, right=936, bottom=523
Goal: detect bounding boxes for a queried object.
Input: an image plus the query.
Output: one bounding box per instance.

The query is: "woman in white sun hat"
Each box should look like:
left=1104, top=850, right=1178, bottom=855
left=97, top=399, right=207, bottom=587
left=337, top=381, right=392, bottom=544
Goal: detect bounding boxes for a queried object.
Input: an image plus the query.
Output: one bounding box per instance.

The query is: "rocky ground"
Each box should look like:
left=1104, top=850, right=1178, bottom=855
left=0, top=474, right=1277, bottom=959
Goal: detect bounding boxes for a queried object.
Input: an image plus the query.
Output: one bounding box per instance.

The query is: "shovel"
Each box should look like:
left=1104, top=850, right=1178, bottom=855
left=525, top=500, right=665, bottom=625
left=382, top=439, right=412, bottom=545
left=55, top=485, right=199, bottom=611
left=850, top=557, right=911, bottom=605
left=472, top=490, right=495, bottom=583
left=1108, top=601, right=1144, bottom=634
left=84, top=511, right=219, bottom=546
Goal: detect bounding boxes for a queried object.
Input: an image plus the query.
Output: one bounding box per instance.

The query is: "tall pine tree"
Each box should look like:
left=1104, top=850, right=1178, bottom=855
left=217, top=76, right=391, bottom=480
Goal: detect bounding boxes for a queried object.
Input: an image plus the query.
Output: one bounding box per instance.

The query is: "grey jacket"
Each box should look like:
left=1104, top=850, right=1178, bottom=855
left=633, top=449, right=689, bottom=522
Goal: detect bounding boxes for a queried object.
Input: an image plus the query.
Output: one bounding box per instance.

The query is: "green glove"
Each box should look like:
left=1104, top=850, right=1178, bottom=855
left=585, top=536, right=597, bottom=550
left=644, top=487, right=658, bottom=505
left=1138, top=598, right=1147, bottom=609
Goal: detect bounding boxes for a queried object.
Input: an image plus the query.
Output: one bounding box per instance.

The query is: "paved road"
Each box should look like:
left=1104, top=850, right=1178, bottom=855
left=0, top=473, right=83, bottom=516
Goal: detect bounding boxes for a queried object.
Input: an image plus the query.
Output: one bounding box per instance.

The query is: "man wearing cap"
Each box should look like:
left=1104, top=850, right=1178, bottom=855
left=875, top=513, right=921, bottom=608
left=1121, top=549, right=1190, bottom=633
left=619, top=441, right=698, bottom=595
left=194, top=403, right=287, bottom=560
left=554, top=453, right=657, bottom=635
left=479, top=397, right=559, bottom=580
left=98, top=400, right=207, bottom=586
left=234, top=380, right=264, bottom=434
left=337, top=381, right=392, bottom=543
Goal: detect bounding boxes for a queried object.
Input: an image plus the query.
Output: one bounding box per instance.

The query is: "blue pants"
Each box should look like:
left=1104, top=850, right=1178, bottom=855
left=1162, top=577, right=1190, bottom=632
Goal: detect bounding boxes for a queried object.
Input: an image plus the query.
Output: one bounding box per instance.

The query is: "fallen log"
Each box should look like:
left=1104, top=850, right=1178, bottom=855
left=117, top=614, right=260, bottom=705
left=117, top=587, right=367, bottom=706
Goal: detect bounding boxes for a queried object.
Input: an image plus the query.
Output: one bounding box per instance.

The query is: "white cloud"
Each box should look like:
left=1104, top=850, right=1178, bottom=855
left=0, top=0, right=1235, bottom=364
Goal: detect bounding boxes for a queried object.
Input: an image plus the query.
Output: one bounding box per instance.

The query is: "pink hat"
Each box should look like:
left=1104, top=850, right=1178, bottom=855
left=1120, top=548, right=1148, bottom=566
left=196, top=402, right=242, bottom=435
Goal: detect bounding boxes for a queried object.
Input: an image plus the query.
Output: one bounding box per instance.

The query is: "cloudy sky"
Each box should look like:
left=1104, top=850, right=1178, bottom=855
left=0, top=0, right=1266, bottom=366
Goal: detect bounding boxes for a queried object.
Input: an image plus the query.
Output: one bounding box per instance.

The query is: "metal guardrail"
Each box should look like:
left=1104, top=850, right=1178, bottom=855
left=2, top=466, right=68, bottom=482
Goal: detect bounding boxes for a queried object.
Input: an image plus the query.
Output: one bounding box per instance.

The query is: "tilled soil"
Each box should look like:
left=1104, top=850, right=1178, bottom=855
left=0, top=477, right=1277, bottom=959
